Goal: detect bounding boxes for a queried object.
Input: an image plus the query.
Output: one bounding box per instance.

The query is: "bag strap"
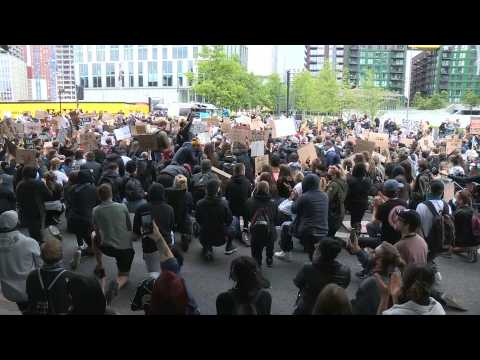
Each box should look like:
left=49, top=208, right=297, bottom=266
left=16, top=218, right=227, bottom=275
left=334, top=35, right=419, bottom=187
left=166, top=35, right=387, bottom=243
left=424, top=200, right=439, bottom=217
left=38, top=269, right=67, bottom=314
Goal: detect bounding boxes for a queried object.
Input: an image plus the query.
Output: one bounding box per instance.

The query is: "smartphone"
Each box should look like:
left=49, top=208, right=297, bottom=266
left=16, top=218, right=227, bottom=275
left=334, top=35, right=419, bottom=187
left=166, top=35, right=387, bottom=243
left=140, top=213, right=154, bottom=236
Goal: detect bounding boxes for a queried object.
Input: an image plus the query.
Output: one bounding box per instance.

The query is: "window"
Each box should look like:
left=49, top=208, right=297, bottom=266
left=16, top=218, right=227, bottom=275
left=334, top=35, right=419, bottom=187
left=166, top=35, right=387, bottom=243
left=188, top=60, right=194, bottom=73
left=162, top=47, right=168, bottom=59
left=193, top=46, right=198, bottom=58
left=148, top=62, right=158, bottom=87
left=138, top=45, right=147, bottom=61
left=163, top=74, right=173, bottom=86
left=96, top=45, right=105, bottom=62
left=128, top=62, right=134, bottom=87
left=177, top=61, right=184, bottom=87
left=92, top=63, right=102, bottom=88
left=172, top=46, right=187, bottom=59
left=110, top=46, right=119, bottom=61
left=138, top=62, right=144, bottom=87
left=118, top=65, right=125, bottom=87
left=152, top=47, right=158, bottom=60
left=163, top=61, right=172, bottom=74
left=124, top=45, right=133, bottom=61
left=163, top=61, right=173, bottom=86
left=79, top=64, right=89, bottom=88
left=74, top=46, right=84, bottom=63
left=87, top=46, right=93, bottom=62
left=106, top=63, right=115, bottom=87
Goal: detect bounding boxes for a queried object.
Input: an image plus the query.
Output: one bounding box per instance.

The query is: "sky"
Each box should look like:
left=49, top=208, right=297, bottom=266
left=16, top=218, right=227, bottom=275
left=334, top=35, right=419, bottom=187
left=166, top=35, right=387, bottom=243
left=247, top=45, right=305, bottom=76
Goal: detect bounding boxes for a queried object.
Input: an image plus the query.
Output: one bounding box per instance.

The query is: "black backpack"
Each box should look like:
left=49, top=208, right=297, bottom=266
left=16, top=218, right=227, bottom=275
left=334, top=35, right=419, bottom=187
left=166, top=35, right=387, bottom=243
left=249, top=207, right=272, bottom=242
left=34, top=269, right=69, bottom=315
left=423, top=201, right=455, bottom=255
left=124, top=176, right=144, bottom=201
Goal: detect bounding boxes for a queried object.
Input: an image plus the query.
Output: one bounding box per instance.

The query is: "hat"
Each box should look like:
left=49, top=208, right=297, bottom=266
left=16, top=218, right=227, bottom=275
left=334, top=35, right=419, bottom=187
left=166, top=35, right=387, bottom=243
left=383, top=179, right=404, bottom=193
left=0, top=211, right=18, bottom=231
left=191, top=138, right=200, bottom=147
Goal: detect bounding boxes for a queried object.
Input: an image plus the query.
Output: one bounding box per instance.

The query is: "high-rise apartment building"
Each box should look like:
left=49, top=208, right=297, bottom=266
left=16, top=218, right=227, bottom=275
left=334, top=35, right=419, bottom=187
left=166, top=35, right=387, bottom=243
left=55, top=45, right=76, bottom=101
left=344, top=45, right=407, bottom=94
left=305, top=45, right=344, bottom=80
left=410, top=45, right=480, bottom=103
left=0, top=51, right=28, bottom=101
left=24, top=45, right=58, bottom=100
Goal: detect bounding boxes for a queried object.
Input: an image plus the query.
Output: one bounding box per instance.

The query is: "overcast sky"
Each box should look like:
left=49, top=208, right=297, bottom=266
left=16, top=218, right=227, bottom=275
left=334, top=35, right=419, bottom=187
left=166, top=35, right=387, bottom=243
left=248, top=45, right=305, bottom=76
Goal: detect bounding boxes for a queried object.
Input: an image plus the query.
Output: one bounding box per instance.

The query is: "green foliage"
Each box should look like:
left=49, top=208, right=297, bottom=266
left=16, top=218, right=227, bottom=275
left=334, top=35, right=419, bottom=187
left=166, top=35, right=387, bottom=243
left=263, top=74, right=287, bottom=112
left=315, top=61, right=340, bottom=114
left=292, top=70, right=317, bottom=113
left=413, top=91, right=448, bottom=110
left=356, top=68, right=390, bottom=119
left=462, top=89, right=480, bottom=109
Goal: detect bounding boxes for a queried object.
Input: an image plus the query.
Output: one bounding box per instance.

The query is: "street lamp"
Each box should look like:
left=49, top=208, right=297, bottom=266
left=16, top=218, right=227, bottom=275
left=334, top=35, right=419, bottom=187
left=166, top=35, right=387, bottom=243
left=58, top=87, right=65, bottom=114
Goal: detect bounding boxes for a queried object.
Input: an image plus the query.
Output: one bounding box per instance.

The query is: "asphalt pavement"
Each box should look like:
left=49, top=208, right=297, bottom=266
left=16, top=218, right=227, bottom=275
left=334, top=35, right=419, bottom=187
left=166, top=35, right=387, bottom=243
left=1, top=213, right=479, bottom=315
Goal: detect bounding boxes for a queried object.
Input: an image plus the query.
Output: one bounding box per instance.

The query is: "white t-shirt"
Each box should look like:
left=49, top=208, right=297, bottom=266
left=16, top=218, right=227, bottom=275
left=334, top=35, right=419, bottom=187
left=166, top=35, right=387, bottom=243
left=53, top=170, right=69, bottom=186
left=416, top=200, right=451, bottom=238
left=383, top=298, right=446, bottom=315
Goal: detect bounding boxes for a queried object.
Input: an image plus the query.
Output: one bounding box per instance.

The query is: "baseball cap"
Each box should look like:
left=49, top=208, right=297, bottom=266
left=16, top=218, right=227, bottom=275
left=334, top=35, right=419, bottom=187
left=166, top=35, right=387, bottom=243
left=383, top=179, right=404, bottom=193
left=0, top=210, right=18, bottom=232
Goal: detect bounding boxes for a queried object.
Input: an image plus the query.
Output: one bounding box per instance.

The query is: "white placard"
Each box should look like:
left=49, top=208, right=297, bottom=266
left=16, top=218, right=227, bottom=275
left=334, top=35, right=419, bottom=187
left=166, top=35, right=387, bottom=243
left=273, top=118, right=297, bottom=138
left=250, top=140, right=264, bottom=157
left=114, top=126, right=132, bottom=141
left=197, top=132, right=211, bottom=145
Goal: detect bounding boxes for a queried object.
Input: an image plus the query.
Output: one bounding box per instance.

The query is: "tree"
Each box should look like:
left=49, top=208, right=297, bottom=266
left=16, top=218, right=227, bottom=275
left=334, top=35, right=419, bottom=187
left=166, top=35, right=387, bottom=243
left=462, top=89, right=480, bottom=111
left=356, top=68, right=390, bottom=120
left=262, top=74, right=287, bottom=113
left=315, top=61, right=340, bottom=114
left=187, top=46, right=263, bottom=111
left=339, top=67, right=358, bottom=119
left=292, top=70, right=317, bottom=113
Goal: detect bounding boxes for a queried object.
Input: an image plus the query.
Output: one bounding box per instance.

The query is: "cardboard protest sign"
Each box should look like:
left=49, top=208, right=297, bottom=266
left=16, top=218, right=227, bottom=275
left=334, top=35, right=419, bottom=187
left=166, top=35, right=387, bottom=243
left=254, top=155, right=269, bottom=175
left=80, top=132, right=98, bottom=151
left=207, top=117, right=220, bottom=128
left=191, top=120, right=209, bottom=135
left=137, top=134, right=159, bottom=151
left=401, top=138, right=415, bottom=147
left=251, top=119, right=264, bottom=131
left=263, top=128, right=272, bottom=143
left=132, top=124, right=147, bottom=135
left=212, top=166, right=232, bottom=180
left=420, top=136, right=434, bottom=150
left=470, top=117, right=480, bottom=135
left=446, top=138, right=462, bottom=154
left=229, top=127, right=251, bottom=145
left=251, top=130, right=264, bottom=142
left=250, top=141, right=264, bottom=157
left=368, top=132, right=389, bottom=151
left=221, top=119, right=232, bottom=134
left=15, top=121, right=24, bottom=134
left=272, top=118, right=296, bottom=138
left=34, top=110, right=49, bottom=119
left=197, top=132, right=211, bottom=145
left=102, top=112, right=113, bottom=121
left=297, top=143, right=318, bottom=165
left=16, top=149, right=36, bottom=166
left=0, top=118, right=17, bottom=139
left=114, top=126, right=132, bottom=141
left=355, top=139, right=376, bottom=154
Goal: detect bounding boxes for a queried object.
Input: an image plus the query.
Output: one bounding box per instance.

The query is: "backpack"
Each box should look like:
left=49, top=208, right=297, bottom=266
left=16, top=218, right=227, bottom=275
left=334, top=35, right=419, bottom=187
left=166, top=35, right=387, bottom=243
left=35, top=269, right=68, bottom=315
left=471, top=211, right=480, bottom=240
left=124, top=176, right=144, bottom=201
left=423, top=201, right=455, bottom=255
left=249, top=207, right=272, bottom=242
left=229, top=289, right=262, bottom=315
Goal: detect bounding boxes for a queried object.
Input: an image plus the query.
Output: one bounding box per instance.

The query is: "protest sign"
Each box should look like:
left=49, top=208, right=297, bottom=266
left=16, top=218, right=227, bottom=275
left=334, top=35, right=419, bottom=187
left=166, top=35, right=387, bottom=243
left=191, top=120, right=209, bottom=135
left=263, top=128, right=272, bottom=143
left=0, top=118, right=17, bottom=139
left=80, top=132, right=98, bottom=151
left=114, top=126, right=132, bottom=141
left=212, top=166, right=232, bottom=180
left=401, top=138, right=415, bottom=147
left=368, top=132, right=389, bottom=151
left=470, top=117, right=480, bottom=135
left=15, top=121, right=24, bottom=134
left=446, top=138, right=462, bottom=154
left=197, top=132, right=211, bottom=145
left=16, top=149, right=36, bottom=166
left=272, top=118, right=296, bottom=138
left=102, top=112, right=113, bottom=121
left=420, top=136, right=434, bottom=150
left=34, top=110, right=49, bottom=119
left=355, top=139, right=376, bottom=154
left=137, top=134, right=159, bottom=151
left=207, top=117, right=220, bottom=128
left=254, top=155, right=269, bottom=175
left=250, top=141, right=264, bottom=157
left=221, top=119, right=232, bottom=134
left=297, top=143, right=318, bottom=165
left=251, top=130, right=264, bottom=142
left=229, top=127, right=251, bottom=145
left=251, top=119, right=264, bottom=131
left=372, top=151, right=386, bottom=164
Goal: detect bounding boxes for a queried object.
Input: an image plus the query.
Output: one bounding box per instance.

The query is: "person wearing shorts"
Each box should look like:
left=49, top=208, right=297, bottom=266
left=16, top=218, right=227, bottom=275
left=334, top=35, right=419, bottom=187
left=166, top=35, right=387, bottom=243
left=92, top=184, right=135, bottom=304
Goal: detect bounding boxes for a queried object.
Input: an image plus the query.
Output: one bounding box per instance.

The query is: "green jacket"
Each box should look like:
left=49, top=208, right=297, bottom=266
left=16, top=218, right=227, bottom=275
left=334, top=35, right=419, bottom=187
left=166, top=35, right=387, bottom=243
left=326, top=177, right=348, bottom=220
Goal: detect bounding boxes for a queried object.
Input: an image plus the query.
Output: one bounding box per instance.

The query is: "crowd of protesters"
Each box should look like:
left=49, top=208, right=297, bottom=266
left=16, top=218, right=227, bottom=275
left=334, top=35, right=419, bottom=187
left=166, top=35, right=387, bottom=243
left=0, top=107, right=478, bottom=315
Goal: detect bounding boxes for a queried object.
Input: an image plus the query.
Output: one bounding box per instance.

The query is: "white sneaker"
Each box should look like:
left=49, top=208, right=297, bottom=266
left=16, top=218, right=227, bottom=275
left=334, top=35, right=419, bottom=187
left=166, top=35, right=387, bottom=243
left=435, top=272, right=442, bottom=283
left=274, top=251, right=291, bottom=261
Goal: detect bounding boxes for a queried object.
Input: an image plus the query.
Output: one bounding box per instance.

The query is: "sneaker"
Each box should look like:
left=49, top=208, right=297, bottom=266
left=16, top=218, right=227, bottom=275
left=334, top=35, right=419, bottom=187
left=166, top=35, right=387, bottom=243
left=435, top=272, right=442, bottom=283
left=105, top=280, right=119, bottom=306
left=441, top=293, right=468, bottom=312
left=239, top=231, right=250, bottom=247
left=224, top=242, right=238, bottom=255
left=266, top=258, right=273, bottom=268
left=70, top=249, right=81, bottom=270
left=274, top=251, right=291, bottom=261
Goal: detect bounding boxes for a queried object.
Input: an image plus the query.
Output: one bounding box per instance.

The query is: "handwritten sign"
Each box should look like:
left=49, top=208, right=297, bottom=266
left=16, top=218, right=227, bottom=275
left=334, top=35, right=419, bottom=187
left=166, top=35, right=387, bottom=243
left=211, top=166, right=232, bottom=180
left=250, top=141, right=265, bottom=157
left=114, top=126, right=132, bottom=141
left=251, top=119, right=264, bottom=131
left=470, top=117, right=480, bottom=135
left=221, top=119, right=232, bottom=134
left=355, top=139, right=376, bottom=154
left=272, top=118, right=296, bottom=138
left=80, top=132, right=98, bottom=151
left=368, top=132, right=389, bottom=151
left=16, top=149, right=36, bottom=166
left=297, top=143, right=318, bottom=165
left=229, top=127, right=251, bottom=145
left=446, top=138, right=462, bottom=154
left=191, top=120, right=209, bottom=135
left=102, top=112, right=113, bottom=121
left=207, top=117, right=220, bottom=128
left=197, top=132, right=211, bottom=145
left=401, top=138, right=415, bottom=147
left=444, top=181, right=455, bottom=202
left=254, top=155, right=269, bottom=175
left=34, top=110, right=49, bottom=119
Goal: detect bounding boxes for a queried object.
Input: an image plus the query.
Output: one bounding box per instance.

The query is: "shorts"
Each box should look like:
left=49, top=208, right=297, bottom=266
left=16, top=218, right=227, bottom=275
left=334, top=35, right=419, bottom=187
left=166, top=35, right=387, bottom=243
left=99, top=245, right=135, bottom=275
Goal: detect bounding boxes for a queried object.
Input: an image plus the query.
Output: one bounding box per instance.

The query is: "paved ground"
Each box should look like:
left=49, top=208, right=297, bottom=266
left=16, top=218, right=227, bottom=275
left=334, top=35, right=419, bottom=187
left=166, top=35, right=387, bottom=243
left=1, top=212, right=479, bottom=315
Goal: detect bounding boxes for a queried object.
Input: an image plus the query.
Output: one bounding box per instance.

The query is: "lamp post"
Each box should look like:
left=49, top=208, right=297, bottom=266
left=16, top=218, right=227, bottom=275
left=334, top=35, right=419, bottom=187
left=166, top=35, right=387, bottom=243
left=58, top=87, right=64, bottom=114
left=286, top=70, right=291, bottom=117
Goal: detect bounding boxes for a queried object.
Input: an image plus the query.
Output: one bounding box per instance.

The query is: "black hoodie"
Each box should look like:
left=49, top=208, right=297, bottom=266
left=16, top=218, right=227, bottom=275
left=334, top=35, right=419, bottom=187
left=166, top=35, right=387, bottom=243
left=195, top=195, right=233, bottom=247
left=225, top=174, right=252, bottom=217
left=66, top=169, right=99, bottom=224
left=245, top=191, right=278, bottom=241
